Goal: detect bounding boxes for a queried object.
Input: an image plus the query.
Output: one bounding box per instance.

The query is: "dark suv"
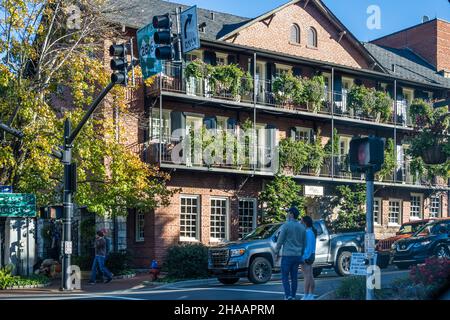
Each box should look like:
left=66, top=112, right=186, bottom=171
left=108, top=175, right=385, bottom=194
left=391, top=219, right=450, bottom=269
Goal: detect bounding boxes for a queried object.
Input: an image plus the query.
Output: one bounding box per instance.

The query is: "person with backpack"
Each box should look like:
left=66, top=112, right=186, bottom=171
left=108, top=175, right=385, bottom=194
left=274, top=206, right=306, bottom=300
left=301, top=216, right=317, bottom=300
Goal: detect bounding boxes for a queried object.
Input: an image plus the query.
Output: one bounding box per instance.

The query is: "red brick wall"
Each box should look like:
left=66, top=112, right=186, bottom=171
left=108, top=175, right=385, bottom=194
left=224, top=1, right=370, bottom=69
left=372, top=19, right=450, bottom=72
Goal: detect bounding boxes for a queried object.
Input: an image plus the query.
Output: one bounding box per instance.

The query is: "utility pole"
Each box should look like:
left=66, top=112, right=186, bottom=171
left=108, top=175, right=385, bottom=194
left=365, top=168, right=375, bottom=300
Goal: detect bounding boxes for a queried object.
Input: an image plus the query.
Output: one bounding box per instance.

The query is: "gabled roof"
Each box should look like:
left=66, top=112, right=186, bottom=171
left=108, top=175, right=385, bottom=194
left=217, top=0, right=385, bottom=72
left=364, top=43, right=450, bottom=88
left=104, top=0, right=250, bottom=41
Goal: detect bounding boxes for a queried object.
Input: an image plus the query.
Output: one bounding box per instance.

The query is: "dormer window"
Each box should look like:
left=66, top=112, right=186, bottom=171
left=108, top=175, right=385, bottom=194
left=290, top=24, right=300, bottom=44
left=308, top=27, right=318, bottom=48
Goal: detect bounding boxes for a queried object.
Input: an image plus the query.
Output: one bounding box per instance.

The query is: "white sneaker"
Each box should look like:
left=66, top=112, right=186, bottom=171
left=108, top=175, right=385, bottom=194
left=308, top=294, right=315, bottom=300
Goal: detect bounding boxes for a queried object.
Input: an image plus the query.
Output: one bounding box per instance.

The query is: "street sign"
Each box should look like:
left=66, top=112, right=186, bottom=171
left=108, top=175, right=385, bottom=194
left=64, top=241, right=73, bottom=255
left=365, top=233, right=376, bottom=255
left=349, top=253, right=367, bottom=276
left=180, top=5, right=200, bottom=54
left=0, top=193, right=36, bottom=217
left=137, top=23, right=163, bottom=79
left=0, top=185, right=13, bottom=193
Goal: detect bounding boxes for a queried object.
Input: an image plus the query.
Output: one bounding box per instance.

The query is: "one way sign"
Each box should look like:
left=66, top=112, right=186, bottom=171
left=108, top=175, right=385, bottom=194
left=181, top=5, right=200, bottom=54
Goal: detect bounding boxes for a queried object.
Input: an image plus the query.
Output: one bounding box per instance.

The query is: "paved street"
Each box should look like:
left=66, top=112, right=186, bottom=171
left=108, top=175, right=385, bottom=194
left=0, top=267, right=409, bottom=300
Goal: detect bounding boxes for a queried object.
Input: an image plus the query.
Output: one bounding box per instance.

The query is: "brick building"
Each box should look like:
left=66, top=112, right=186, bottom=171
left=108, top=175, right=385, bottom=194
left=103, top=0, right=450, bottom=267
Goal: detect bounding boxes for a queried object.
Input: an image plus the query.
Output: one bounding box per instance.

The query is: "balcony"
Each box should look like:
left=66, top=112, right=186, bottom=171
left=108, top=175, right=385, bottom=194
left=147, top=62, right=413, bottom=129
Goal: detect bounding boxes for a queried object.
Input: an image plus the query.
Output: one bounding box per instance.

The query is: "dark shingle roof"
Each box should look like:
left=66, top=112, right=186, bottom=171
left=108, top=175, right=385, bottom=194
left=364, top=43, right=450, bottom=88
left=104, top=0, right=251, bottom=41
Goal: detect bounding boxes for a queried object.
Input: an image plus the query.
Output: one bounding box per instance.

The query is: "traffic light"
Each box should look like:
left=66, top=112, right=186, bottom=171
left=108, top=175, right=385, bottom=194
left=349, top=136, right=385, bottom=173
left=153, top=14, right=175, bottom=60
left=110, top=43, right=128, bottom=85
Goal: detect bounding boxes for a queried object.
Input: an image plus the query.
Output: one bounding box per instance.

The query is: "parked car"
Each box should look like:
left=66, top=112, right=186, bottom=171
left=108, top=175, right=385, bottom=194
left=375, top=219, right=436, bottom=269
left=208, top=220, right=364, bottom=285
left=390, top=219, right=450, bottom=270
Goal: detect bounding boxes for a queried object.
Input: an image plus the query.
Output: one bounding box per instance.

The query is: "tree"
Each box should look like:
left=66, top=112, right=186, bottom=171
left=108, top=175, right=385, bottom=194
left=326, top=184, right=366, bottom=233
left=258, top=174, right=304, bottom=223
left=0, top=1, right=177, bottom=216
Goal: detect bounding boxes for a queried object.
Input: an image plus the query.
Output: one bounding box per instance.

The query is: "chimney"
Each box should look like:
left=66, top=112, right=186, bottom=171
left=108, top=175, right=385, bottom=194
left=210, top=12, right=215, bottom=20
left=391, top=64, right=396, bottom=73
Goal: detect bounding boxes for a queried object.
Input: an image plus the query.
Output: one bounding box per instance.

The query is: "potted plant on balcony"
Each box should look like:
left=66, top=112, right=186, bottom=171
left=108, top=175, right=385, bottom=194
left=185, top=60, right=214, bottom=96
left=272, top=71, right=303, bottom=108
left=303, top=75, right=325, bottom=113
left=377, top=138, right=396, bottom=182
left=407, top=99, right=449, bottom=166
left=240, top=71, right=254, bottom=101
left=212, top=64, right=245, bottom=102
left=307, top=133, right=325, bottom=176
left=278, top=138, right=310, bottom=175
left=347, top=85, right=376, bottom=119
left=373, top=91, right=393, bottom=123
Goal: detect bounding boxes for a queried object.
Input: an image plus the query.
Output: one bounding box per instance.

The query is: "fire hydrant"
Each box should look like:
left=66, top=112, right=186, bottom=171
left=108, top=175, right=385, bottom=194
left=150, top=259, right=160, bottom=281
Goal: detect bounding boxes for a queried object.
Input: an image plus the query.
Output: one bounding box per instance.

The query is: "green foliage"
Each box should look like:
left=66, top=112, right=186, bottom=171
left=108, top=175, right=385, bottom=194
left=163, top=244, right=209, bottom=280
left=325, top=128, right=340, bottom=155
left=0, top=267, right=50, bottom=290
left=71, top=255, right=93, bottom=271
left=409, top=157, right=426, bottom=183
left=105, top=250, right=133, bottom=274
left=272, top=71, right=303, bottom=105
left=185, top=60, right=214, bottom=80
left=373, top=91, right=393, bottom=122
left=347, top=85, right=376, bottom=117
left=212, top=64, right=245, bottom=97
left=241, top=71, right=254, bottom=96
left=409, top=99, right=433, bottom=127
left=378, top=138, right=396, bottom=181
left=329, top=184, right=366, bottom=232
left=278, top=138, right=310, bottom=174
left=336, top=276, right=366, bottom=300
left=303, top=75, right=325, bottom=112
left=307, top=133, right=326, bottom=174
left=258, top=174, right=304, bottom=223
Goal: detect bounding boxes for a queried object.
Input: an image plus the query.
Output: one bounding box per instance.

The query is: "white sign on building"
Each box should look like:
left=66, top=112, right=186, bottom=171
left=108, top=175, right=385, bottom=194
left=304, top=185, right=324, bottom=196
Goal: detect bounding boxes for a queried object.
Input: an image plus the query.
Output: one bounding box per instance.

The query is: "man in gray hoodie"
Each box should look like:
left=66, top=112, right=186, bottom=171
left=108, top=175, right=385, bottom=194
left=275, top=207, right=306, bottom=300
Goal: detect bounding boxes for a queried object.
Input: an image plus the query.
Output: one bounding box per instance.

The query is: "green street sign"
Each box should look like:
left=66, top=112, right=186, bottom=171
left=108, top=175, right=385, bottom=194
left=137, top=23, right=163, bottom=79
left=0, top=193, right=36, bottom=217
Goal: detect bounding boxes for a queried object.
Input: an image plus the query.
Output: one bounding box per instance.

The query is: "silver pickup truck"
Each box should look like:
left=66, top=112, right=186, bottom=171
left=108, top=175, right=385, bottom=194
left=208, top=220, right=364, bottom=285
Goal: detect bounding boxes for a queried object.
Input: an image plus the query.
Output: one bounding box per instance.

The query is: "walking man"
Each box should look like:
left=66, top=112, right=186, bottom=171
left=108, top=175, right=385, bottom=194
left=275, top=207, right=306, bottom=300
left=89, top=230, right=113, bottom=284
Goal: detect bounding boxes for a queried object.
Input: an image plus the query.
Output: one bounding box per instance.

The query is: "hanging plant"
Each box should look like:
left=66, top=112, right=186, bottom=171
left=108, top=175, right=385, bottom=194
left=212, top=64, right=244, bottom=98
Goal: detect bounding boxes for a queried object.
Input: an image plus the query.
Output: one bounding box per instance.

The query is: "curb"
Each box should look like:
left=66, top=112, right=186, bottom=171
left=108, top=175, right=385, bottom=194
left=317, top=290, right=336, bottom=300
left=156, top=278, right=219, bottom=289
left=113, top=273, right=136, bottom=280
left=2, top=282, right=52, bottom=290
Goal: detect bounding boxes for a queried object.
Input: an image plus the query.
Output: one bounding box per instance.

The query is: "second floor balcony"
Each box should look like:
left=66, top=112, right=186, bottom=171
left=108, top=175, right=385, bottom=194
left=148, top=62, right=416, bottom=129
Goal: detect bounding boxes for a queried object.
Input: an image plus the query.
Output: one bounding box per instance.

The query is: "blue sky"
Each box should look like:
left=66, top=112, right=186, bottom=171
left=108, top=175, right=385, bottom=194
left=166, top=0, right=450, bottom=42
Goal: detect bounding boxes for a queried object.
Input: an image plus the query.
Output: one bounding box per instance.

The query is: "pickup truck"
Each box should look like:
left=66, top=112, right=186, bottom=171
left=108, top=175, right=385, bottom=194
left=208, top=220, right=365, bottom=285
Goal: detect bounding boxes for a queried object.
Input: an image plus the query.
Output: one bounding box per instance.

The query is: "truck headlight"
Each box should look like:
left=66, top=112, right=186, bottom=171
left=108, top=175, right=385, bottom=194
left=413, top=240, right=431, bottom=248
left=391, top=243, right=396, bottom=250
left=230, top=249, right=246, bottom=257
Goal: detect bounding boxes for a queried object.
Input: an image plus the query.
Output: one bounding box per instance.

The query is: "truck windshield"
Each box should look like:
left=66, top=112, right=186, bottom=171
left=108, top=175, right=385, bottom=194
left=242, top=224, right=280, bottom=240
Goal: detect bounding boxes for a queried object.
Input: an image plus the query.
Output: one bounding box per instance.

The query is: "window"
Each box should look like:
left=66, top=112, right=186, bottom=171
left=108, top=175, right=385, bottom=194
left=180, top=196, right=200, bottom=241
left=135, top=211, right=145, bottom=242
left=430, top=195, right=441, bottom=218
left=339, top=136, right=352, bottom=156
left=374, top=198, right=381, bottom=225
left=186, top=50, right=202, bottom=62
left=275, top=64, right=291, bottom=77
left=216, top=53, right=227, bottom=66
left=388, top=200, right=402, bottom=226
left=410, top=194, right=423, bottom=220
left=151, top=109, right=171, bottom=142
left=238, top=199, right=257, bottom=238
left=290, top=24, right=300, bottom=44
left=210, top=198, right=228, bottom=242
left=307, top=27, right=317, bottom=48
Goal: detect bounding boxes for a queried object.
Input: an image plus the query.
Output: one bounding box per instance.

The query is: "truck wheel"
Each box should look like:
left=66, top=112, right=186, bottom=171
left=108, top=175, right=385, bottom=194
left=334, top=250, right=352, bottom=276
left=248, top=257, right=272, bottom=284
left=218, top=278, right=240, bottom=285
left=313, top=268, right=323, bottom=278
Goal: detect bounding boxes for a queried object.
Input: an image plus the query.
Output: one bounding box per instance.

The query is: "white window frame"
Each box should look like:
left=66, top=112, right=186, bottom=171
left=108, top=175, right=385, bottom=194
left=374, top=198, right=382, bottom=226
left=186, top=50, right=203, bottom=62
left=342, top=77, right=354, bottom=90
left=410, top=193, right=423, bottom=221
left=290, top=24, right=301, bottom=44
left=238, top=198, right=257, bottom=238
left=135, top=211, right=145, bottom=242
left=180, top=195, right=201, bottom=242
left=275, top=63, right=292, bottom=77
left=151, top=109, right=171, bottom=142
left=215, top=52, right=228, bottom=66
left=294, top=127, right=312, bottom=142
left=339, top=136, right=352, bottom=155
left=388, top=199, right=402, bottom=227
left=210, top=197, right=229, bottom=243
left=429, top=195, right=442, bottom=218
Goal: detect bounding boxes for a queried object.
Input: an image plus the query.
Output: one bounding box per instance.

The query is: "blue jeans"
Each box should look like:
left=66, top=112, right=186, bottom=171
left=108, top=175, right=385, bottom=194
left=89, top=255, right=112, bottom=282
left=281, top=256, right=303, bottom=299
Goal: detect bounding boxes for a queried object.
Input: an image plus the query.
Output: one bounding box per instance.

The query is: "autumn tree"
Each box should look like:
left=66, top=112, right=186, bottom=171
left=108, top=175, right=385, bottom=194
left=0, top=0, right=176, bottom=216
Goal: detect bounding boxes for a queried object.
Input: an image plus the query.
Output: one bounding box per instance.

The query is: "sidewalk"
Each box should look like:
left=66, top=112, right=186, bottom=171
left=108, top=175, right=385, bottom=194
left=0, top=273, right=159, bottom=295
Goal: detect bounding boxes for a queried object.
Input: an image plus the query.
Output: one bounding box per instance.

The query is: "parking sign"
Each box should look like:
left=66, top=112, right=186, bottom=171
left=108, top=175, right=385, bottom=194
left=137, top=23, right=162, bottom=79
left=181, top=5, right=200, bottom=54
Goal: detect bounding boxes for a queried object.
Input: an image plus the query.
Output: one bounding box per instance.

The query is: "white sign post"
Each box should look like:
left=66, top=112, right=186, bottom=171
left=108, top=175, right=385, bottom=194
left=180, top=5, right=200, bottom=54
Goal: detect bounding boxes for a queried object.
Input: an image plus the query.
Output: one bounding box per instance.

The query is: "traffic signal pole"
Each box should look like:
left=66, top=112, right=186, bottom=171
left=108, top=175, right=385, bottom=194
left=365, top=168, right=375, bottom=301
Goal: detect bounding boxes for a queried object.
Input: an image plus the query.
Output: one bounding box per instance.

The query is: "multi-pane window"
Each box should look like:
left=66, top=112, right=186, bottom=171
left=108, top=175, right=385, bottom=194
left=210, top=198, right=228, bottom=242
left=135, top=212, right=145, bottom=242
left=216, top=54, right=227, bottom=66
left=290, top=24, right=300, bottom=44
left=295, top=127, right=311, bottom=142
left=430, top=195, right=441, bottom=218
left=374, top=198, right=381, bottom=225
left=180, top=196, right=200, bottom=241
left=410, top=194, right=422, bottom=219
left=239, top=199, right=257, bottom=238
left=308, top=27, right=318, bottom=48
left=389, top=200, right=401, bottom=225
left=151, top=109, right=171, bottom=142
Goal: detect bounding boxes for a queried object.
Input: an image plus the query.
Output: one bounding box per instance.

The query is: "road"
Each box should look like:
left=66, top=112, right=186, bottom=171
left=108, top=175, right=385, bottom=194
left=0, top=267, right=409, bottom=300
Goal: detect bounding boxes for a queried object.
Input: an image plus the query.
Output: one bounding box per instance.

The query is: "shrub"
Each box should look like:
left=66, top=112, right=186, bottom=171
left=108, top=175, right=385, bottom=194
left=163, top=243, right=209, bottom=280
left=347, top=85, right=376, bottom=116
left=373, top=91, right=393, bottom=122
left=0, top=267, right=50, bottom=290
left=71, top=255, right=93, bottom=271
left=105, top=250, right=133, bottom=275
left=302, top=75, right=325, bottom=111
left=409, top=257, right=450, bottom=288
left=409, top=99, right=433, bottom=128
left=272, top=71, right=303, bottom=105
left=212, top=64, right=244, bottom=97
left=279, top=138, right=310, bottom=174
left=378, top=138, right=396, bottom=181
left=336, top=276, right=366, bottom=300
